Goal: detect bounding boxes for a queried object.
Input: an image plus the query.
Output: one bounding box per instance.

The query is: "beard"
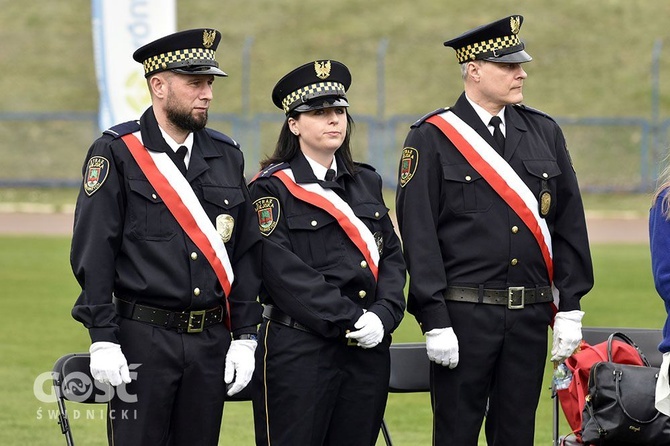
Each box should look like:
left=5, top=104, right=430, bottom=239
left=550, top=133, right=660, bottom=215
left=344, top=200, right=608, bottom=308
left=165, top=95, right=208, bottom=133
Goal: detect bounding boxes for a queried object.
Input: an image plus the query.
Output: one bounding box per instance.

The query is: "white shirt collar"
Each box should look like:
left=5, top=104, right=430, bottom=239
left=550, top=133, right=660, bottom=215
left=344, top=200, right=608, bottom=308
left=303, top=154, right=337, bottom=181
left=465, top=95, right=506, bottom=137
left=158, top=127, right=194, bottom=167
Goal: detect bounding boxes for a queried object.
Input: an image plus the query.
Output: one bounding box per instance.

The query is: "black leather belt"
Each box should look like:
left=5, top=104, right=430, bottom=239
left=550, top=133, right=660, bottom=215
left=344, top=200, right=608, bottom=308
left=262, top=305, right=313, bottom=334
left=113, top=297, right=224, bottom=333
left=444, top=286, right=553, bottom=310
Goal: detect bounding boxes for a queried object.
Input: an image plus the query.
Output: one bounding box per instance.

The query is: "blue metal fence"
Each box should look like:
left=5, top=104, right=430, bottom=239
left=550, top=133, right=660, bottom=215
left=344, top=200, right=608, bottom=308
left=0, top=111, right=666, bottom=192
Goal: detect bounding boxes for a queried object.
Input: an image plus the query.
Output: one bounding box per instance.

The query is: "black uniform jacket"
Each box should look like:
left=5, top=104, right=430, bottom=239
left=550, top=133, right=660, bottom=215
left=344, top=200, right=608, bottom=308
left=249, top=152, right=406, bottom=339
left=71, top=107, right=262, bottom=343
left=396, top=93, right=594, bottom=332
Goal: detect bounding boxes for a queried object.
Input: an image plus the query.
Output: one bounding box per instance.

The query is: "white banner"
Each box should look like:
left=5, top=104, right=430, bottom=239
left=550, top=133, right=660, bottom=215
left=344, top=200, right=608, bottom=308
left=92, top=0, right=176, bottom=131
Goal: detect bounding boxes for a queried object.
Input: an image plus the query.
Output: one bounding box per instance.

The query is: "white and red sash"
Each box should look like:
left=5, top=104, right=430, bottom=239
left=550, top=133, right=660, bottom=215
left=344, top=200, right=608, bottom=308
left=272, top=168, right=380, bottom=281
left=121, top=133, right=234, bottom=325
left=426, top=110, right=559, bottom=309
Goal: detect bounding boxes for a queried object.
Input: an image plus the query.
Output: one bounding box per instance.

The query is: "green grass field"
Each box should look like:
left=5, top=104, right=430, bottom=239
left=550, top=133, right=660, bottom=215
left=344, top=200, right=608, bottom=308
left=0, top=235, right=663, bottom=445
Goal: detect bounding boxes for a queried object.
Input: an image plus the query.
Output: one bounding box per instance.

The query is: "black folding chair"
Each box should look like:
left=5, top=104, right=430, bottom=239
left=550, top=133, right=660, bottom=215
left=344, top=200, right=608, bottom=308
left=52, top=353, right=114, bottom=446
left=552, top=327, right=663, bottom=446
left=381, top=342, right=431, bottom=446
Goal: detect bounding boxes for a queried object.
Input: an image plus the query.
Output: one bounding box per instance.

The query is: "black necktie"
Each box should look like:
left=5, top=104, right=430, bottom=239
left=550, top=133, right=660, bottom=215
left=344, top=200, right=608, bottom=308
left=489, top=116, right=505, bottom=154
left=175, top=146, right=188, bottom=175
left=325, top=169, right=336, bottom=181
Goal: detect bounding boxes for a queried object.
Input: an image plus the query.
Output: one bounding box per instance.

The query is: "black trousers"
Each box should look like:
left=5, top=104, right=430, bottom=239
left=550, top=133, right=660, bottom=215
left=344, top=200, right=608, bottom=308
left=107, top=318, right=231, bottom=446
left=431, top=301, right=553, bottom=446
left=252, top=320, right=391, bottom=446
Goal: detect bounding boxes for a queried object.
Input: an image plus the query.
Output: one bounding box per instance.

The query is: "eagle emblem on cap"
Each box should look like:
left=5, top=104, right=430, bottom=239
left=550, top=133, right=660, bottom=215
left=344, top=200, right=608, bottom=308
left=314, top=60, right=331, bottom=80
left=510, top=16, right=521, bottom=34
left=203, top=30, right=216, bottom=48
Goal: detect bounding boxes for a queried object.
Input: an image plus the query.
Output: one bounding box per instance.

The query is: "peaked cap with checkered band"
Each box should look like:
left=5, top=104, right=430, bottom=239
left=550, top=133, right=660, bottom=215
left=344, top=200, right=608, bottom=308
left=133, top=28, right=227, bottom=78
left=443, top=15, right=532, bottom=64
left=272, top=60, right=351, bottom=115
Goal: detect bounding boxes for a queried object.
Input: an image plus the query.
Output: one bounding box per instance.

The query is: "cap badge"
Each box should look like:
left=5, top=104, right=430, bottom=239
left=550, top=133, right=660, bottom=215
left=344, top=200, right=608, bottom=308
left=216, top=214, right=235, bottom=243
left=314, top=60, right=331, bottom=80
left=510, top=16, right=521, bottom=35
left=203, top=30, right=216, bottom=49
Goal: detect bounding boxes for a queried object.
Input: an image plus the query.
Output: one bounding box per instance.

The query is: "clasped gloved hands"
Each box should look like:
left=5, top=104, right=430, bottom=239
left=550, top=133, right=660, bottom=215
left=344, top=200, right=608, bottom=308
left=224, top=339, right=257, bottom=396
left=425, top=327, right=459, bottom=369
left=551, top=310, right=585, bottom=363
left=89, top=342, right=132, bottom=386
left=346, top=311, right=385, bottom=349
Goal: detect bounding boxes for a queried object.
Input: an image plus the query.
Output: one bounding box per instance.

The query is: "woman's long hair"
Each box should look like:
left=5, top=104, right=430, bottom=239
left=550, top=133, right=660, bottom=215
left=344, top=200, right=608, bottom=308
left=260, top=111, right=356, bottom=174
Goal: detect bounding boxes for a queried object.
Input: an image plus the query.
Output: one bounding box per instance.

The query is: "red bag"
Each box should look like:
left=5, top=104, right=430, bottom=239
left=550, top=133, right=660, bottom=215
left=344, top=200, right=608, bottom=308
left=556, top=332, right=647, bottom=443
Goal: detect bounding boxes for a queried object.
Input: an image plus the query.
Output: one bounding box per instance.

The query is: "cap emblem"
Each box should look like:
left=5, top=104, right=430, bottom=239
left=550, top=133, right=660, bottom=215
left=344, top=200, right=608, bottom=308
left=510, top=16, right=521, bottom=34
left=314, top=60, right=331, bottom=80
left=203, top=30, right=216, bottom=49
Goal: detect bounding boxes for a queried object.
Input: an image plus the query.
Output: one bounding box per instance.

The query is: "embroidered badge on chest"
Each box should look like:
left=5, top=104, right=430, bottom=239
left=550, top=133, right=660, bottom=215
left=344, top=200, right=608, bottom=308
left=83, top=156, right=110, bottom=196
left=253, top=196, right=280, bottom=237
left=399, top=147, right=418, bottom=188
left=216, top=214, right=235, bottom=243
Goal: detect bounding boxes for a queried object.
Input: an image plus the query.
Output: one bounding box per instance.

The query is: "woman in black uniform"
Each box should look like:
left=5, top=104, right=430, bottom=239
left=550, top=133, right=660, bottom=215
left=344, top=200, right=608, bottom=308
left=249, top=60, right=406, bottom=446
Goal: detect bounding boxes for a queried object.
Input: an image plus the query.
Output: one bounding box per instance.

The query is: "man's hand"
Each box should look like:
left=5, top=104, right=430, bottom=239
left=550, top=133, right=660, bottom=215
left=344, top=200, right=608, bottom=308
left=425, top=327, right=459, bottom=368
left=551, top=310, right=585, bottom=363
left=224, top=339, right=257, bottom=396
left=89, top=342, right=131, bottom=386
left=346, top=311, right=385, bottom=349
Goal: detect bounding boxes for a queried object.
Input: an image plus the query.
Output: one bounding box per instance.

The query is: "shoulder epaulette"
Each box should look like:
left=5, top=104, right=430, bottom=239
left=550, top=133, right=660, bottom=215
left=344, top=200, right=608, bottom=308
left=513, top=104, right=557, bottom=123
left=249, top=162, right=289, bottom=183
left=354, top=162, right=376, bottom=172
left=103, top=120, right=140, bottom=138
left=411, top=107, right=450, bottom=128
left=206, top=128, right=240, bottom=149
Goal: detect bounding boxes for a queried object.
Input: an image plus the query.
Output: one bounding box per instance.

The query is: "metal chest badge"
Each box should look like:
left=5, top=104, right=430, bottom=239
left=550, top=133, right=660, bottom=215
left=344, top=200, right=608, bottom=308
left=399, top=147, right=418, bottom=188
left=253, top=197, right=280, bottom=236
left=374, top=231, right=384, bottom=257
left=539, top=179, right=551, bottom=218
left=216, top=214, right=235, bottom=243
left=83, top=156, right=110, bottom=196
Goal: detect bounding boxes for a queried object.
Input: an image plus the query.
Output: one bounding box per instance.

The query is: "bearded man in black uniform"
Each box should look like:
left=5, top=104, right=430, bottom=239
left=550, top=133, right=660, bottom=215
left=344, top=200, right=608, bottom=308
left=395, top=15, right=594, bottom=445
left=70, top=28, right=262, bottom=446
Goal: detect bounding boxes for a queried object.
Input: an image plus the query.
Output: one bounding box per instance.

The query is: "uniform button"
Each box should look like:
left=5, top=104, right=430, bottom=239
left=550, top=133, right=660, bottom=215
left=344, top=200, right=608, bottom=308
left=511, top=226, right=519, bottom=234
left=224, top=199, right=229, bottom=205
left=151, top=193, right=157, bottom=200
left=542, top=172, right=549, bottom=179
left=360, top=260, right=368, bottom=268
left=190, top=252, right=198, bottom=260
left=358, top=290, right=367, bottom=298
left=510, top=258, right=518, bottom=266
left=193, top=287, right=201, bottom=296
left=311, top=220, right=318, bottom=227
left=465, top=175, right=472, bottom=182
left=374, top=211, right=380, bottom=218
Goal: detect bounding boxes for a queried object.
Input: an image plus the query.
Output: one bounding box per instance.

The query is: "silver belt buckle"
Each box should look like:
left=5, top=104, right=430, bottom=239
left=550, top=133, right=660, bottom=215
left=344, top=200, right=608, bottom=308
left=508, top=287, right=525, bottom=310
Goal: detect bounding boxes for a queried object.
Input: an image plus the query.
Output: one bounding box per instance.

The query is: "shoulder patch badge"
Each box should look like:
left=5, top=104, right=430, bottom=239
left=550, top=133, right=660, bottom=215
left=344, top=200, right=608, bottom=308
left=83, top=156, right=110, bottom=196
left=399, top=147, right=419, bottom=188
left=253, top=196, right=280, bottom=236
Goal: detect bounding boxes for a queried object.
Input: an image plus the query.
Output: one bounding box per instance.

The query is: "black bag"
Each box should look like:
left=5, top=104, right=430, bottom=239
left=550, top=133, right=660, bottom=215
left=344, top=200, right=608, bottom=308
left=581, top=332, right=670, bottom=445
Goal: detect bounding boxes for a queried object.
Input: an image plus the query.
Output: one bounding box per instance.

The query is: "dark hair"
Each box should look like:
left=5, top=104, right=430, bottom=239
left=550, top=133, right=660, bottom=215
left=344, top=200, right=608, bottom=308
left=260, top=111, right=356, bottom=174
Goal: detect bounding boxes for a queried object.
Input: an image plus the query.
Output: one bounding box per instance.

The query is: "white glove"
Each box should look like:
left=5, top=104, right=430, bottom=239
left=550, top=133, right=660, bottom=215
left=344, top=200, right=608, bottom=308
left=655, top=352, right=670, bottom=416
left=346, top=311, right=385, bottom=349
left=224, top=339, right=257, bottom=396
left=551, top=310, right=585, bottom=363
left=89, top=342, right=131, bottom=386
left=425, top=327, right=459, bottom=368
